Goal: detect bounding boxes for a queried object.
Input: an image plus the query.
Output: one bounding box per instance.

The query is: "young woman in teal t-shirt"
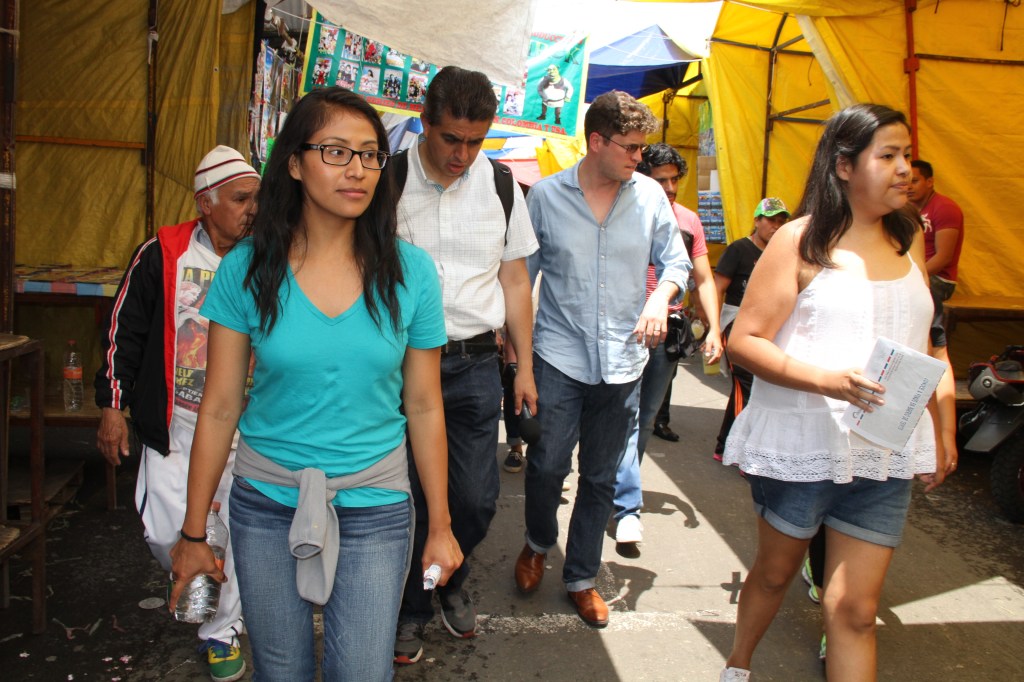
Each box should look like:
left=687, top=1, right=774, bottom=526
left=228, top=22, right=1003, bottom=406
left=170, top=88, right=462, bottom=681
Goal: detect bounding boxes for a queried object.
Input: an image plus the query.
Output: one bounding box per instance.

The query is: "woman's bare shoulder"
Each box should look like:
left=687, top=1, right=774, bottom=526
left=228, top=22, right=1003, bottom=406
left=781, top=215, right=809, bottom=239
left=772, top=217, right=823, bottom=290
left=764, top=217, right=806, bottom=258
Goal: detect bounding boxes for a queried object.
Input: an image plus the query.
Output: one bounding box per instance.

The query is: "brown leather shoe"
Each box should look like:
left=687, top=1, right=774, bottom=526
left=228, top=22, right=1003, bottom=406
left=567, top=588, right=609, bottom=628
left=514, top=544, right=545, bottom=594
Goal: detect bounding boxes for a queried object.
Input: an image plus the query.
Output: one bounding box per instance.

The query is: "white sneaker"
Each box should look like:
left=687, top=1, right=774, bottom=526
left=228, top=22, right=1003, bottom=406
left=720, top=667, right=751, bottom=682
left=615, top=514, right=644, bottom=543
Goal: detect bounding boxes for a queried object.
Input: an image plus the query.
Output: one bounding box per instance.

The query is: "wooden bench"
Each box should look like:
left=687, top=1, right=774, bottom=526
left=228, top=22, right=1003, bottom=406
left=9, top=386, right=118, bottom=511
left=0, top=334, right=48, bottom=634
left=13, top=272, right=120, bottom=511
left=943, top=295, right=1024, bottom=335
left=955, top=378, right=976, bottom=411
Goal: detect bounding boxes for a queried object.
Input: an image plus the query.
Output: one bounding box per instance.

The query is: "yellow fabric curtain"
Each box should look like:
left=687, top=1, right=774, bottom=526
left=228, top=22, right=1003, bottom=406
left=219, top=5, right=258, bottom=155
left=630, top=0, right=900, bottom=15
left=631, top=0, right=1024, bottom=369
left=809, top=4, right=1024, bottom=298
left=15, top=0, right=256, bottom=269
left=155, top=0, right=257, bottom=238
left=642, top=0, right=1024, bottom=300
left=703, top=3, right=830, bottom=242
left=16, top=0, right=149, bottom=266
left=639, top=63, right=704, bottom=214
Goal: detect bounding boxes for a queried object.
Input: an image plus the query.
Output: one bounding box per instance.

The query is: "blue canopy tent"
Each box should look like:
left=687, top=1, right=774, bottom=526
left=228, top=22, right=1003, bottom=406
left=585, top=24, right=700, bottom=101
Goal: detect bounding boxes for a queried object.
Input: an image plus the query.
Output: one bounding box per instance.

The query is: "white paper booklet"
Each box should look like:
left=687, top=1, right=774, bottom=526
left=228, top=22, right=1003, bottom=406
left=841, top=337, right=948, bottom=451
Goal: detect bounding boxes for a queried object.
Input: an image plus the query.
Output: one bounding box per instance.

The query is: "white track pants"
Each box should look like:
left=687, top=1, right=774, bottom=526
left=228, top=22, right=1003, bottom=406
left=136, top=428, right=242, bottom=645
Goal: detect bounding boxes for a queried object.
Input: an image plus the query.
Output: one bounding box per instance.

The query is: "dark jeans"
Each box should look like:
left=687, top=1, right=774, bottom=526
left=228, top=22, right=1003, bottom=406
left=502, top=363, right=521, bottom=445
left=400, top=351, right=502, bottom=624
left=524, top=354, right=640, bottom=589
left=930, top=274, right=956, bottom=302
left=655, top=362, right=678, bottom=426
left=808, top=526, right=826, bottom=590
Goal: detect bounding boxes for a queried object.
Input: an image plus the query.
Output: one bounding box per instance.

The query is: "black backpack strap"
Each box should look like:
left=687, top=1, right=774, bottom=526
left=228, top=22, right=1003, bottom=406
left=487, top=158, right=515, bottom=235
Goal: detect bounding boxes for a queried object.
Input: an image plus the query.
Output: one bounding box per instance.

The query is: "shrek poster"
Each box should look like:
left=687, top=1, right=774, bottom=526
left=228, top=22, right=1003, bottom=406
left=300, top=12, right=588, bottom=140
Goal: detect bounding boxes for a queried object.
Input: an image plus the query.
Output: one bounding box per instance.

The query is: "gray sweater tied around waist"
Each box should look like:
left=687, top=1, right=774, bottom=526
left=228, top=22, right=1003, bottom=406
left=233, top=437, right=413, bottom=605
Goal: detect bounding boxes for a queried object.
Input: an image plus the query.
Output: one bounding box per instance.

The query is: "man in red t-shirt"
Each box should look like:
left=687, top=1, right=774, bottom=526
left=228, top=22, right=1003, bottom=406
left=908, top=159, right=964, bottom=301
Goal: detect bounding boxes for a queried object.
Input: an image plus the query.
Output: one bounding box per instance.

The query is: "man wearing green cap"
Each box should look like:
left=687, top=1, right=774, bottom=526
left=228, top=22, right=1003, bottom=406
left=712, top=197, right=790, bottom=461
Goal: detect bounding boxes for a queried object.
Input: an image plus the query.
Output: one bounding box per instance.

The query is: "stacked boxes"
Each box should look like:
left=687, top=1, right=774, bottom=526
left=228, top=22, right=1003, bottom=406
left=697, top=154, right=715, bottom=191
left=697, top=154, right=725, bottom=243
left=696, top=101, right=725, bottom=243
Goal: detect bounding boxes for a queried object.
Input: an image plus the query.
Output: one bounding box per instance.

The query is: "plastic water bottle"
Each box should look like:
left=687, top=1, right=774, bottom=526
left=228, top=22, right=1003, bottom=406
left=423, top=563, right=442, bottom=591
left=62, top=339, right=84, bottom=412
left=173, top=504, right=228, bottom=623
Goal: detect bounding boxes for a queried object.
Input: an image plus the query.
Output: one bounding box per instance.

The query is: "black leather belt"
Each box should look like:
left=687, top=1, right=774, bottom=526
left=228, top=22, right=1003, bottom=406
left=441, top=330, right=499, bottom=356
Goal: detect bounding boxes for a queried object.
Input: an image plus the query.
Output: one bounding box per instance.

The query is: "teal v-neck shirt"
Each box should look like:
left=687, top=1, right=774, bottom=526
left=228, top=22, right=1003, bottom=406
left=202, top=238, right=447, bottom=508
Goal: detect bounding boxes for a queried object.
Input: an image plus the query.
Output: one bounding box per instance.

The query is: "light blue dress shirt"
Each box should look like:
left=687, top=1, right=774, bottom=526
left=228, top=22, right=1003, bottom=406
left=527, top=161, right=692, bottom=385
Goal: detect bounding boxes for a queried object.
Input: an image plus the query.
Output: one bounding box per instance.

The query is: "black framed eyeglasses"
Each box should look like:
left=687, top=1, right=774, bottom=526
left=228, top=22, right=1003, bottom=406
left=300, top=143, right=389, bottom=170
left=600, top=134, right=649, bottom=155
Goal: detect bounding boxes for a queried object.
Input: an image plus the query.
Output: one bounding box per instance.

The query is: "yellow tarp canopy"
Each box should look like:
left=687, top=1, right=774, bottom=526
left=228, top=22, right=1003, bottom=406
left=647, top=0, right=1023, bottom=301
left=15, top=0, right=256, bottom=268
left=637, top=0, right=1024, bottom=370
left=639, top=63, right=705, bottom=217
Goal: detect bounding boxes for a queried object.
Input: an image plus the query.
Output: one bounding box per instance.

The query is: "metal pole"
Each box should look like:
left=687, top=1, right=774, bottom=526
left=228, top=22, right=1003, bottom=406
left=0, top=0, right=18, bottom=332
left=905, top=0, right=920, bottom=157
left=146, top=0, right=157, bottom=239
left=761, top=13, right=788, bottom=200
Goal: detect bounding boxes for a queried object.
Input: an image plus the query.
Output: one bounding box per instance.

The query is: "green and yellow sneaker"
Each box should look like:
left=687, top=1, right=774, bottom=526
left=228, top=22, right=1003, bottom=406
left=206, top=638, right=246, bottom=682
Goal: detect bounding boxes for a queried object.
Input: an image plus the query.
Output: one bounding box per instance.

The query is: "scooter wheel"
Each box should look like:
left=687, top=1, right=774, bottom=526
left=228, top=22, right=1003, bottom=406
left=991, top=435, right=1024, bottom=524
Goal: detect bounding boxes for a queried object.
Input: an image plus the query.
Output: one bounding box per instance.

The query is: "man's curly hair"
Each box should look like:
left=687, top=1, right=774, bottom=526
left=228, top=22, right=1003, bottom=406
left=584, top=90, right=659, bottom=147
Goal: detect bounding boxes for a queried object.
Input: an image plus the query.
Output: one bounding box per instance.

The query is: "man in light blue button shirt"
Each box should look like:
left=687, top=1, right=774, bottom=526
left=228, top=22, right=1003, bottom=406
left=513, top=91, right=691, bottom=627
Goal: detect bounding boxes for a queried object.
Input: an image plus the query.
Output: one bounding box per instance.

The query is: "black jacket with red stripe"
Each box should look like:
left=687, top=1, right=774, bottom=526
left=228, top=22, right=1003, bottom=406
left=94, top=219, right=200, bottom=456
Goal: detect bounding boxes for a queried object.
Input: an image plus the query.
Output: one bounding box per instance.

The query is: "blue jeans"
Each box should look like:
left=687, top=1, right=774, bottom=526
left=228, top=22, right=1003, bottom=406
left=524, top=354, right=640, bottom=590
left=613, top=346, right=677, bottom=520
left=230, top=478, right=410, bottom=681
left=400, top=351, right=502, bottom=623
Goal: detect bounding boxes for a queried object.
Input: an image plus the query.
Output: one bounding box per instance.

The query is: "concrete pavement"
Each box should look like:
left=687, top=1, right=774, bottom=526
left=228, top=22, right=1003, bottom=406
left=3, top=355, right=1023, bottom=680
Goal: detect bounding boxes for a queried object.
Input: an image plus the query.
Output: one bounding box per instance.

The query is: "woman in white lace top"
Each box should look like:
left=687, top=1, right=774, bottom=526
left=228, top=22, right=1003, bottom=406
left=718, top=104, right=956, bottom=682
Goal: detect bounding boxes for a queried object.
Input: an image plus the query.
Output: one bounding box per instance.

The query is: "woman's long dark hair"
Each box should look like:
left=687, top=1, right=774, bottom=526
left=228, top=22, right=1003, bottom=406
left=243, top=87, right=403, bottom=334
left=795, top=103, right=918, bottom=267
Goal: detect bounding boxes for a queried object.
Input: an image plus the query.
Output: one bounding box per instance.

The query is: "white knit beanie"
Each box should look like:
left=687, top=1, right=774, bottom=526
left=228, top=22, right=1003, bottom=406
left=194, top=145, right=260, bottom=198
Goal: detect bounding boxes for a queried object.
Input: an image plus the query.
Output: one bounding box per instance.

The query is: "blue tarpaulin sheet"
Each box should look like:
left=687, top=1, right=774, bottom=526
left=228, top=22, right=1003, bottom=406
left=585, top=24, right=699, bottom=101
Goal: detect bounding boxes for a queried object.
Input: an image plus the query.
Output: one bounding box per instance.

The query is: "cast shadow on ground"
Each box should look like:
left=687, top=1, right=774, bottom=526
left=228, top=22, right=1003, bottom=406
left=603, top=560, right=658, bottom=611
left=654, top=375, right=1024, bottom=679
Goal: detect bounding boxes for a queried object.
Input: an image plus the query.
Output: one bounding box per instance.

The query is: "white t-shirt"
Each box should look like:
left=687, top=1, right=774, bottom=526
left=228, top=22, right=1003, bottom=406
left=169, top=225, right=222, bottom=436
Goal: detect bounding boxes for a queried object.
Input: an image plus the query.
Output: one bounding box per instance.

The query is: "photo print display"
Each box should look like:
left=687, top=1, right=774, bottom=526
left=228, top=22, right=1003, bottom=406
left=300, top=12, right=587, bottom=139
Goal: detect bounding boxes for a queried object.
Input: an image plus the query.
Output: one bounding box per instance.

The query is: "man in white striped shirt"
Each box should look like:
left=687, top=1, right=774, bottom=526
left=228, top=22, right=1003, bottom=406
left=393, top=65, right=538, bottom=665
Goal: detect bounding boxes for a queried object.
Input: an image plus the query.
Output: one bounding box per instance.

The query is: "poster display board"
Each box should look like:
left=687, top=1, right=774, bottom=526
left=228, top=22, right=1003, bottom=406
left=299, top=11, right=588, bottom=140
left=251, top=41, right=302, bottom=169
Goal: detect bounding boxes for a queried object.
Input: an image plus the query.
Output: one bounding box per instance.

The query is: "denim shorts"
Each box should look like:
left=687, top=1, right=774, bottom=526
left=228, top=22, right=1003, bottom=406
left=746, top=474, right=913, bottom=548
